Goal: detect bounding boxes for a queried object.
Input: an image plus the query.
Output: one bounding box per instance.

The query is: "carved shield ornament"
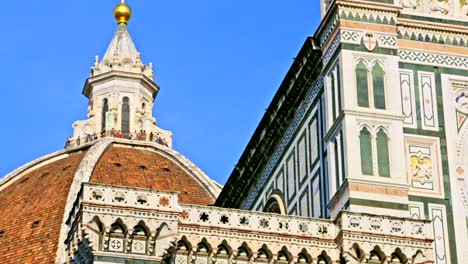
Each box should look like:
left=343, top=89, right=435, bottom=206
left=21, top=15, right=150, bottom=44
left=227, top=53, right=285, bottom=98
left=363, top=33, right=378, bottom=52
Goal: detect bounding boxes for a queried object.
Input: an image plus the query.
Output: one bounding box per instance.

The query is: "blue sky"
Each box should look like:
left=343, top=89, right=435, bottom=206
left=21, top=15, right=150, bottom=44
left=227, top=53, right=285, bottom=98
left=0, top=1, right=321, bottom=184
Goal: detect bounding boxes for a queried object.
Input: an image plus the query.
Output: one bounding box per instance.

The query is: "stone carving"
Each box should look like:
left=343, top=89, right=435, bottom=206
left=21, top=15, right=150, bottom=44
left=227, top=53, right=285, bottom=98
left=362, top=33, right=378, bottom=52
left=462, top=4, right=468, bottom=17
left=455, top=90, right=468, bottom=115
left=430, top=0, right=450, bottom=15
left=136, top=96, right=157, bottom=131
left=402, top=0, right=420, bottom=9
left=411, top=155, right=433, bottom=185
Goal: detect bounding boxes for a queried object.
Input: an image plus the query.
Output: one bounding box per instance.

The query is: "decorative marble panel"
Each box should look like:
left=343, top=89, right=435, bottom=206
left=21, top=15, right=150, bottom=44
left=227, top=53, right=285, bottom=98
left=84, top=183, right=179, bottom=212
left=176, top=255, right=189, bottom=264
left=298, top=135, right=307, bottom=184
left=341, top=30, right=362, bottom=44
left=409, top=202, right=425, bottom=219
left=418, top=72, right=439, bottom=131
left=131, top=240, right=146, bottom=254
left=109, top=237, right=124, bottom=253
left=312, top=176, right=321, bottom=217
left=287, top=150, right=296, bottom=202
left=405, top=136, right=443, bottom=197
left=400, top=70, right=417, bottom=127
left=309, top=118, right=319, bottom=169
left=299, top=187, right=310, bottom=217
left=409, top=145, right=434, bottom=190
left=429, top=205, right=449, bottom=264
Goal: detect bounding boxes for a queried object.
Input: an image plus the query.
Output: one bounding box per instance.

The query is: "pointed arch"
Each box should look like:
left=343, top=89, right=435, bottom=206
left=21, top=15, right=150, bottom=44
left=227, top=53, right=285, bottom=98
left=216, top=240, right=232, bottom=257
left=356, top=60, right=369, bottom=107
left=263, top=193, right=286, bottom=214
left=102, top=98, right=109, bottom=131
left=297, top=249, right=312, bottom=264
left=196, top=238, right=212, bottom=254
left=121, top=96, right=130, bottom=136
left=110, top=219, right=127, bottom=235
left=369, top=246, right=385, bottom=262
left=88, top=216, right=104, bottom=234
left=352, top=243, right=365, bottom=262
left=132, top=221, right=149, bottom=237
left=317, top=251, right=331, bottom=264
left=376, top=128, right=390, bottom=177
left=372, top=62, right=386, bottom=109
left=359, top=127, right=373, bottom=175
left=256, top=244, right=272, bottom=262
left=411, top=250, right=426, bottom=264
left=176, top=236, right=192, bottom=252
left=276, top=246, right=292, bottom=263
left=391, top=248, right=408, bottom=264
left=236, top=242, right=252, bottom=260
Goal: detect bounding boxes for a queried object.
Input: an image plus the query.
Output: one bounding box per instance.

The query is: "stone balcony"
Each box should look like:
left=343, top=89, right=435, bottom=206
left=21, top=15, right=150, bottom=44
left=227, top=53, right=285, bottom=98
left=66, top=183, right=434, bottom=263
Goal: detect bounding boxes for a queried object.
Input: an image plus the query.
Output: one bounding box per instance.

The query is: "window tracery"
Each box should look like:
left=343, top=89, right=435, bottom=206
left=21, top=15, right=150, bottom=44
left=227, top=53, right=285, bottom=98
left=355, top=60, right=387, bottom=110
left=359, top=125, right=391, bottom=177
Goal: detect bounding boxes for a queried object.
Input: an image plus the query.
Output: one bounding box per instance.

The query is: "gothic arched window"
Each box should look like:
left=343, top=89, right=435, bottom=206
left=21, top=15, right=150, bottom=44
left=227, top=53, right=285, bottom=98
left=376, top=129, right=390, bottom=177
left=102, top=98, right=109, bottom=131
left=121, top=97, right=130, bottom=135
left=372, top=63, right=386, bottom=109
left=263, top=195, right=285, bottom=214
left=356, top=61, right=369, bottom=107
left=359, top=127, right=373, bottom=175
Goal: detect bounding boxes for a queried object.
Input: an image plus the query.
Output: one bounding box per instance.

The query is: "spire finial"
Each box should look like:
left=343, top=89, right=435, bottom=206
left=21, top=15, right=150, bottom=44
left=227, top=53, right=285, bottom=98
left=114, top=0, right=132, bottom=25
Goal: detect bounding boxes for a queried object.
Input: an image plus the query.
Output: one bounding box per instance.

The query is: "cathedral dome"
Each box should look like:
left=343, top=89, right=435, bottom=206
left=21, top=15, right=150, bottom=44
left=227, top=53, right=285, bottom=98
left=0, top=139, right=221, bottom=262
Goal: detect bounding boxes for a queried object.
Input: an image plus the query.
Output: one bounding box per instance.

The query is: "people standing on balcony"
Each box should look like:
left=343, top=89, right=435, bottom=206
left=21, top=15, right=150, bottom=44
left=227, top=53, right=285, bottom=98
left=64, top=137, right=72, bottom=148
left=86, top=134, right=93, bottom=143
left=116, top=130, right=121, bottom=138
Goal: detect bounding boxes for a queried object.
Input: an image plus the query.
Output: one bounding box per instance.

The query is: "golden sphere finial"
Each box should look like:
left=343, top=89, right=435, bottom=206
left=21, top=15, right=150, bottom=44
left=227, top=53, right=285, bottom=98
left=114, top=0, right=132, bottom=25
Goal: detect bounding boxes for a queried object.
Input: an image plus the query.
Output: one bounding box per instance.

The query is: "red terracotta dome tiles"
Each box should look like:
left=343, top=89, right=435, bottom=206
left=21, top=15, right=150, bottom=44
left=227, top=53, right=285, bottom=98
left=90, top=146, right=215, bottom=205
left=0, top=152, right=86, bottom=263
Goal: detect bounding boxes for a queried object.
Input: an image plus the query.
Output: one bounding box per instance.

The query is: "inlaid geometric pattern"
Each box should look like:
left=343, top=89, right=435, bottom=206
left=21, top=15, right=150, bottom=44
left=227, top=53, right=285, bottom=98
left=320, top=14, right=340, bottom=47
left=378, top=34, right=397, bottom=48
left=399, top=50, right=468, bottom=69
left=341, top=30, right=362, bottom=43
left=323, top=34, right=341, bottom=66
